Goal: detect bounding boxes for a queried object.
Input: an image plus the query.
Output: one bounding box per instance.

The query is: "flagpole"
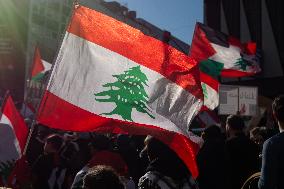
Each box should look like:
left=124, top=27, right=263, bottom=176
left=22, top=1, right=81, bottom=155
left=0, top=90, right=10, bottom=121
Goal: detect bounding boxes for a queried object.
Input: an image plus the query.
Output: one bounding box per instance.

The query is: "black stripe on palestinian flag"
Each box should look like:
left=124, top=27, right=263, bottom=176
left=197, top=22, right=229, bottom=48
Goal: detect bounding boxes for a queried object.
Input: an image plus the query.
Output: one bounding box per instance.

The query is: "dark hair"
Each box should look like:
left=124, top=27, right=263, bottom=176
left=272, top=95, right=284, bottom=123
left=142, top=136, right=191, bottom=179
left=226, top=115, right=245, bottom=131
left=142, top=136, right=172, bottom=159
left=202, top=125, right=223, bottom=140
left=83, top=165, right=124, bottom=189
left=45, top=134, right=64, bottom=151
left=89, top=134, right=110, bottom=151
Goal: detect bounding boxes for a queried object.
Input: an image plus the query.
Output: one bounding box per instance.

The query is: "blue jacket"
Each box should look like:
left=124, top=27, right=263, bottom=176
left=258, top=132, right=284, bottom=189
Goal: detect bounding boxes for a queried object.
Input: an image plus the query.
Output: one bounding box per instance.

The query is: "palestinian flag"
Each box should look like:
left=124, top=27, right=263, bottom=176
left=31, top=47, right=51, bottom=82
left=190, top=22, right=261, bottom=109
left=0, top=94, right=28, bottom=184
left=37, top=5, right=203, bottom=177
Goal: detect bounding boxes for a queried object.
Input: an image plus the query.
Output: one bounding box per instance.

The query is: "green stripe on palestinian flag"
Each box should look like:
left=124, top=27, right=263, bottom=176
left=37, top=5, right=203, bottom=178
left=31, top=47, right=51, bottom=82
left=0, top=94, right=28, bottom=183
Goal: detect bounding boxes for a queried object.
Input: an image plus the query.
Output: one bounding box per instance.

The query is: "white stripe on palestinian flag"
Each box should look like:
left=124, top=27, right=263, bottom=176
left=38, top=6, right=203, bottom=178
left=0, top=114, right=21, bottom=162
left=210, top=43, right=241, bottom=69
left=201, top=82, right=219, bottom=110
left=48, top=33, right=202, bottom=138
left=42, top=59, right=52, bottom=72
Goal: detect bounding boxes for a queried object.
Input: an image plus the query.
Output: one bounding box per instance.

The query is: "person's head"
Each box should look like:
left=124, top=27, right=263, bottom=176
left=83, top=165, right=125, bottom=189
left=226, top=115, right=245, bottom=137
left=141, top=135, right=173, bottom=162
left=250, top=127, right=266, bottom=146
left=36, top=124, right=51, bottom=141
left=44, top=134, right=64, bottom=154
left=272, top=95, right=284, bottom=130
left=88, top=134, right=110, bottom=154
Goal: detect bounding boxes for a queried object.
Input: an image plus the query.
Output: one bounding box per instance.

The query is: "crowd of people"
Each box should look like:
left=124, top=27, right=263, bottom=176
left=1, top=95, right=284, bottom=189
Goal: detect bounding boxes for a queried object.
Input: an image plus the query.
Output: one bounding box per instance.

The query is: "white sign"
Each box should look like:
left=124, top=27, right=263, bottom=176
left=218, top=85, right=258, bottom=116
left=239, top=87, right=258, bottom=116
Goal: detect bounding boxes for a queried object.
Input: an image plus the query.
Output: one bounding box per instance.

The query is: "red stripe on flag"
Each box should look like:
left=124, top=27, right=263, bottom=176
left=200, top=72, right=219, bottom=91
left=37, top=90, right=199, bottom=178
left=221, top=69, right=257, bottom=77
left=244, top=42, right=257, bottom=55
left=228, top=37, right=243, bottom=50
left=67, top=6, right=202, bottom=99
left=2, top=96, right=28, bottom=153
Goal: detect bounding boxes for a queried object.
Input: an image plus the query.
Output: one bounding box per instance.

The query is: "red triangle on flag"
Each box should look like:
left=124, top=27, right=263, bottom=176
left=31, top=46, right=44, bottom=78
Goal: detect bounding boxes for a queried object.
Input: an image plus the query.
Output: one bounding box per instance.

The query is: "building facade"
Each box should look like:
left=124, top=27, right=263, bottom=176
left=0, top=0, right=29, bottom=103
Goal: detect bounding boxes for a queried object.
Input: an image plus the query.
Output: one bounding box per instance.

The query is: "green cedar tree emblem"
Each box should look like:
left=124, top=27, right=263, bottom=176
left=95, top=66, right=155, bottom=121
left=234, top=58, right=248, bottom=71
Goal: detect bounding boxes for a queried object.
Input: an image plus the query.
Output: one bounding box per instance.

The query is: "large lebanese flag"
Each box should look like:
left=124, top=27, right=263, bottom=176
left=37, top=5, right=203, bottom=177
left=0, top=94, right=28, bottom=182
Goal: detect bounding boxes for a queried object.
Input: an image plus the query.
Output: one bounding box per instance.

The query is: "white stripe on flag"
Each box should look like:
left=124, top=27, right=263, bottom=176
left=202, top=82, right=219, bottom=110
left=0, top=114, right=21, bottom=162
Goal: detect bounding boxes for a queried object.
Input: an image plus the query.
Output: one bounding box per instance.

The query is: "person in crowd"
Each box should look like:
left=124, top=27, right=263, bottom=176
left=250, top=127, right=278, bottom=147
left=61, top=132, right=91, bottom=182
left=26, top=124, right=51, bottom=165
left=32, top=134, right=69, bottom=189
left=225, top=115, right=259, bottom=189
left=249, top=126, right=278, bottom=158
left=71, top=134, right=134, bottom=189
left=82, top=165, right=125, bottom=189
left=116, top=134, right=147, bottom=186
left=197, top=125, right=227, bottom=189
left=258, top=95, right=284, bottom=189
left=138, top=135, right=198, bottom=189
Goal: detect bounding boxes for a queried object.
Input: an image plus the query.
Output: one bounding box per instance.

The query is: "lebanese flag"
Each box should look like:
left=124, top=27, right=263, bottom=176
left=37, top=5, right=203, bottom=177
left=190, top=22, right=261, bottom=109
left=31, top=46, right=51, bottom=82
left=0, top=94, right=28, bottom=183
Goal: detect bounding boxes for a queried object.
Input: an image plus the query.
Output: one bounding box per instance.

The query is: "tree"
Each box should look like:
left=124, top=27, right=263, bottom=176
left=95, top=66, right=154, bottom=121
